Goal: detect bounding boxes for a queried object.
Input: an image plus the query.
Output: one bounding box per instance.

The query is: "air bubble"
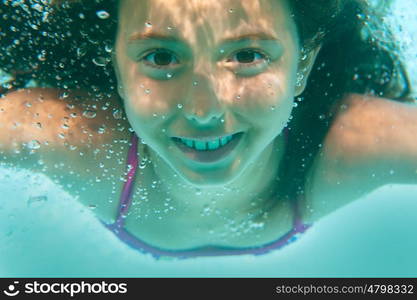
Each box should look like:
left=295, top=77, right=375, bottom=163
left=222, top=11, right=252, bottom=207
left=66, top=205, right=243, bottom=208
left=31, top=3, right=43, bottom=12
left=83, top=110, right=97, bottom=119
left=96, top=10, right=110, bottom=19
left=88, top=204, right=97, bottom=210
left=92, top=57, right=109, bottom=67
left=151, top=180, right=158, bottom=189
left=27, top=195, right=47, bottom=207
left=60, top=92, right=69, bottom=99
left=27, top=140, right=41, bottom=150
left=177, top=103, right=183, bottom=109
left=296, top=73, right=304, bottom=87
left=250, top=221, right=265, bottom=229
left=166, top=73, right=173, bottom=79
left=37, top=50, right=47, bottom=61
left=145, top=21, right=152, bottom=27
left=76, top=46, right=87, bottom=58
left=139, top=161, right=147, bottom=169
left=98, top=125, right=106, bottom=134
left=59, top=62, right=65, bottom=69
left=356, top=13, right=365, bottom=20
left=105, top=44, right=113, bottom=53
left=192, top=81, right=199, bottom=86
left=201, top=205, right=212, bottom=216
left=112, top=109, right=123, bottom=119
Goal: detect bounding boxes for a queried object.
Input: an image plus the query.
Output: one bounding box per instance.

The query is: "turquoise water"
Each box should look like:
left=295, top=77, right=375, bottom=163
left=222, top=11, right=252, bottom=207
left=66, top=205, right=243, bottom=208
left=1, top=168, right=416, bottom=277
left=0, top=0, right=416, bottom=277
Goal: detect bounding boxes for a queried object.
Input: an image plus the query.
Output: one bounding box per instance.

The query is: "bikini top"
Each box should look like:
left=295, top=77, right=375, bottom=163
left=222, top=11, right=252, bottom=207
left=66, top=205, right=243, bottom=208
left=101, top=128, right=312, bottom=260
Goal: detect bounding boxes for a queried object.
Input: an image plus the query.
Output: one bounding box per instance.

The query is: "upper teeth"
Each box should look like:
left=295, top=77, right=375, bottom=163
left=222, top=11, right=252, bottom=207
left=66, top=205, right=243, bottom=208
left=180, top=135, right=234, bottom=151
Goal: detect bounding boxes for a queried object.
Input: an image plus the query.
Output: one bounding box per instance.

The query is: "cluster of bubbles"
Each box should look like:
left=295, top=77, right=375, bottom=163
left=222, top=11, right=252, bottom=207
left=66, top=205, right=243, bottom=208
left=0, top=0, right=119, bottom=97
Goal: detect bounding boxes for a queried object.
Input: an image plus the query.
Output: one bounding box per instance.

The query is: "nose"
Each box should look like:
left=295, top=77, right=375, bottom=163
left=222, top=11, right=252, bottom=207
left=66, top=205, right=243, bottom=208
left=182, top=73, right=225, bottom=126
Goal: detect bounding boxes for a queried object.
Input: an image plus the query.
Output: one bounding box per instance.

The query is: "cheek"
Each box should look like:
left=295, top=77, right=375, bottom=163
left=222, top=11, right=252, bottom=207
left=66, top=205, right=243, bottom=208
left=230, top=66, right=296, bottom=134
left=116, top=45, right=179, bottom=118
left=122, top=65, right=179, bottom=117
left=235, top=71, right=295, bottom=114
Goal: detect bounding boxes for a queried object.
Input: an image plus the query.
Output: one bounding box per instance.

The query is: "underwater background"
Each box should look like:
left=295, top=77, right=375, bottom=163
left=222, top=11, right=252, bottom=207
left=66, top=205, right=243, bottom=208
left=0, top=0, right=416, bottom=277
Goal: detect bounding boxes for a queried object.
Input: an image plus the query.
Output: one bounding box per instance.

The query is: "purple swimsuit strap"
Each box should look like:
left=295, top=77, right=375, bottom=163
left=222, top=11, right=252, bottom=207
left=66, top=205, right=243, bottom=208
left=111, top=132, right=139, bottom=228
left=103, top=126, right=312, bottom=259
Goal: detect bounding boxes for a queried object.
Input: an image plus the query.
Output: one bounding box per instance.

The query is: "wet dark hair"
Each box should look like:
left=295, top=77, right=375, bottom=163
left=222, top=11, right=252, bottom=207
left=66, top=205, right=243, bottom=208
left=0, top=0, right=413, bottom=202
left=279, top=0, right=413, bottom=203
left=0, top=0, right=119, bottom=98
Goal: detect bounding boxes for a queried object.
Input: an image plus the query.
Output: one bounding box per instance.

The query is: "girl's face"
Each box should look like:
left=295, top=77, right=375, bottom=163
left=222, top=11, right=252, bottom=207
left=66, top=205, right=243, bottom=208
left=113, top=0, right=317, bottom=185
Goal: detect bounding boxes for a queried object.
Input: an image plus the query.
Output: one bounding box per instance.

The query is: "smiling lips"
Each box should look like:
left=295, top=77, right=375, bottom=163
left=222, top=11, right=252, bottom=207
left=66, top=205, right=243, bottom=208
left=172, top=132, right=244, bottom=163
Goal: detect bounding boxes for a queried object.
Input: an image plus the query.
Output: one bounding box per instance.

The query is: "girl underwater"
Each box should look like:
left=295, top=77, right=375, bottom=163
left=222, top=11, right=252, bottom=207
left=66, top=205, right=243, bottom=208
left=0, top=0, right=416, bottom=259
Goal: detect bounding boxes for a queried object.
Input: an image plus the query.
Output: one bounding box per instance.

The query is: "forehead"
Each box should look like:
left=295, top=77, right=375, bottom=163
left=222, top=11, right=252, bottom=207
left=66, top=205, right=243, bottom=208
left=118, top=0, right=295, bottom=44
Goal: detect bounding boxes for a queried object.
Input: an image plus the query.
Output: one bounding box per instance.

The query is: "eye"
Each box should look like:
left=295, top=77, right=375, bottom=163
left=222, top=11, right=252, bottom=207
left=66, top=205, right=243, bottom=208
left=227, top=49, right=270, bottom=67
left=224, top=48, right=272, bottom=76
left=139, top=49, right=180, bottom=69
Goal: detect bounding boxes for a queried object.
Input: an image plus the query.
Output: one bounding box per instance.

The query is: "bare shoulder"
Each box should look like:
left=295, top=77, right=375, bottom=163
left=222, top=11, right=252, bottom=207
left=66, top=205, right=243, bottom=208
left=0, top=87, right=130, bottom=150
left=325, top=94, right=417, bottom=160
left=302, top=93, right=417, bottom=223
left=0, top=88, right=132, bottom=222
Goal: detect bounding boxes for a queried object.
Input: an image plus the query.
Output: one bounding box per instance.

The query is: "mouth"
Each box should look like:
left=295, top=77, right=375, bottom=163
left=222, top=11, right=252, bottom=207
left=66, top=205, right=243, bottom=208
left=171, top=132, right=244, bottom=163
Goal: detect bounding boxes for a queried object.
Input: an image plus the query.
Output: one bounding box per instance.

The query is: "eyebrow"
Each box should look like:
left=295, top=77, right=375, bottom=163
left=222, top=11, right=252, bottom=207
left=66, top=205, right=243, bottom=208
left=128, top=32, right=280, bottom=44
left=128, top=32, right=178, bottom=43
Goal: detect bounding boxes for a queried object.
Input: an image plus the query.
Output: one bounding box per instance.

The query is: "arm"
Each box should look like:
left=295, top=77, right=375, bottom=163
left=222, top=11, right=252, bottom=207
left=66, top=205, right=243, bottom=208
left=0, top=88, right=131, bottom=220
left=303, top=93, right=417, bottom=223
left=0, top=88, right=124, bottom=171
left=331, top=94, right=417, bottom=186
